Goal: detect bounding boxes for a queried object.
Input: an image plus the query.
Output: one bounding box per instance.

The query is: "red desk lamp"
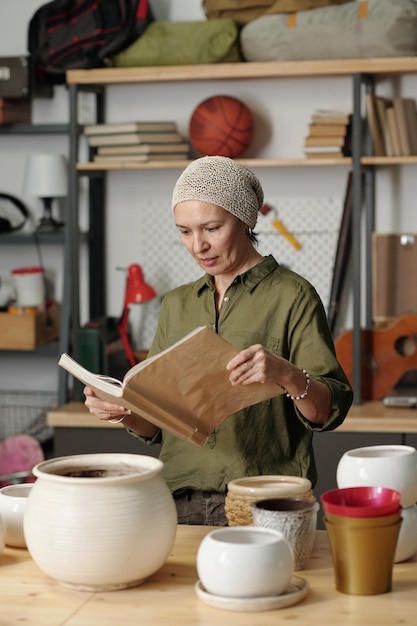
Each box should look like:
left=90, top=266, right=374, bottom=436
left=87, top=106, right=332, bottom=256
left=118, top=264, right=157, bottom=367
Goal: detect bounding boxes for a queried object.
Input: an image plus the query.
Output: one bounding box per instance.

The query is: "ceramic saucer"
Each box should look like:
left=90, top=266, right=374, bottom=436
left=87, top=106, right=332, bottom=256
left=195, top=574, right=309, bottom=612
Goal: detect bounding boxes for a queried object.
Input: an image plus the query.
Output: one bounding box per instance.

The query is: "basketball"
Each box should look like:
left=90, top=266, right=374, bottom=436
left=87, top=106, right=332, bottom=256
left=189, top=95, right=253, bottom=158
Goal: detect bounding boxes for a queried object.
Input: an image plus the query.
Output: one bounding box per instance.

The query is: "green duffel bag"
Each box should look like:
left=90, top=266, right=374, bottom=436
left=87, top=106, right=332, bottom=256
left=111, top=19, right=241, bottom=67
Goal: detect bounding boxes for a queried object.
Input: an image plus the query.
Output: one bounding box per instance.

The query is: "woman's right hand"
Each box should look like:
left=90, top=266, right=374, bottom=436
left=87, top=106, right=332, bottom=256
left=84, top=386, right=131, bottom=422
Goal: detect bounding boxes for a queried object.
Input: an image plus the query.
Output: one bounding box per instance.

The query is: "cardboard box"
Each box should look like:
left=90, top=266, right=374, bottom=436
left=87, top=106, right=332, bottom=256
left=372, top=233, right=417, bottom=322
left=0, top=304, right=60, bottom=350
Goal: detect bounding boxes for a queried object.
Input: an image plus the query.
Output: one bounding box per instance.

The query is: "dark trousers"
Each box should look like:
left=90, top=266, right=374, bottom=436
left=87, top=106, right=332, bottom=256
left=174, top=490, right=227, bottom=526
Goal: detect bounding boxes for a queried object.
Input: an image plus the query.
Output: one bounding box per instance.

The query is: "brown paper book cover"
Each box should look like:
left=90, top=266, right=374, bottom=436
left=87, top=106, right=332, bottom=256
left=84, top=121, right=178, bottom=135
left=58, top=326, right=284, bottom=446
left=87, top=131, right=184, bottom=147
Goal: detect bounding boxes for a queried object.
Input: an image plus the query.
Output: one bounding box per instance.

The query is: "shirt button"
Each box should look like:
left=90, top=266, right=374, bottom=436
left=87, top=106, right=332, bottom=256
left=224, top=296, right=230, bottom=302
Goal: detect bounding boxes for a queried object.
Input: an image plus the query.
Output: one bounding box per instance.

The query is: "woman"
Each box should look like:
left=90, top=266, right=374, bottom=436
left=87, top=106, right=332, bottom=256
left=85, top=155, right=353, bottom=525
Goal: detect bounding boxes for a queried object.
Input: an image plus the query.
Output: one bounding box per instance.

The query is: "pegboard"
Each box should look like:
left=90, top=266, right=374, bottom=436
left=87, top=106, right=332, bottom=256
left=139, top=196, right=343, bottom=348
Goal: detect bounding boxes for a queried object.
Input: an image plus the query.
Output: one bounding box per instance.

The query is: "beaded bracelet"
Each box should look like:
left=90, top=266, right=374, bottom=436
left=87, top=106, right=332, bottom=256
left=286, top=370, right=311, bottom=401
left=108, top=415, right=126, bottom=424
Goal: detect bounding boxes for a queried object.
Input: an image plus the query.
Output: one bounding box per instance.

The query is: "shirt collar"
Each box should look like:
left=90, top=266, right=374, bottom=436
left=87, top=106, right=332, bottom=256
left=196, top=254, right=279, bottom=296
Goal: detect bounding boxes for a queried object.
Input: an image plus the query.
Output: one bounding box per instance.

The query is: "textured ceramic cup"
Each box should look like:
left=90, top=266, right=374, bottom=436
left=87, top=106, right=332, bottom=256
left=0, top=483, right=33, bottom=548
left=325, top=516, right=402, bottom=595
left=24, top=453, right=177, bottom=591
left=336, top=445, right=417, bottom=508
left=250, top=497, right=319, bottom=570
left=197, top=526, right=294, bottom=598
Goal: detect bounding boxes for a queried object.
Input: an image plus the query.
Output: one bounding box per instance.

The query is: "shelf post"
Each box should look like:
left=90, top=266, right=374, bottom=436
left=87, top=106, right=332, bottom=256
left=58, top=83, right=80, bottom=404
left=352, top=73, right=363, bottom=404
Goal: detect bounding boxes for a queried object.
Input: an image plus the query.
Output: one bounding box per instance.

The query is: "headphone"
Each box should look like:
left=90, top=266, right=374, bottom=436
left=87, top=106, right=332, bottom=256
left=0, top=192, right=29, bottom=233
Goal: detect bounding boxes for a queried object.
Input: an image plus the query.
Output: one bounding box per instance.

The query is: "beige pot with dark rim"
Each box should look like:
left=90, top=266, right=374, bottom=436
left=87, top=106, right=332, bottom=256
left=24, top=453, right=177, bottom=591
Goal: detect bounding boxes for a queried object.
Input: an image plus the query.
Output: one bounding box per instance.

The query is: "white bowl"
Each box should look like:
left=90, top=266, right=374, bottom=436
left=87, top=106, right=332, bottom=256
left=336, top=445, right=417, bottom=508
left=395, top=503, right=417, bottom=563
left=0, top=483, right=33, bottom=548
left=197, top=526, right=294, bottom=598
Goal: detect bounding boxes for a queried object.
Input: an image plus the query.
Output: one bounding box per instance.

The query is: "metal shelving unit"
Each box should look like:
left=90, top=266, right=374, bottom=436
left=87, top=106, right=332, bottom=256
left=65, top=58, right=417, bottom=405
left=0, top=122, right=70, bottom=405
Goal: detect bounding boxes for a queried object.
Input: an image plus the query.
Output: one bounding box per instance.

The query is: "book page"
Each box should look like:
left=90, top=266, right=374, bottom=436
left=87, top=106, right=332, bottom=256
left=58, top=353, right=124, bottom=399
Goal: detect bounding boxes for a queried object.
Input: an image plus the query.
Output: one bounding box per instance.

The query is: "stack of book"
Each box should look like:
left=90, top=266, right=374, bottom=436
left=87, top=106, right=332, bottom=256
left=365, top=94, right=417, bottom=157
left=84, top=121, right=191, bottom=163
left=303, top=110, right=352, bottom=159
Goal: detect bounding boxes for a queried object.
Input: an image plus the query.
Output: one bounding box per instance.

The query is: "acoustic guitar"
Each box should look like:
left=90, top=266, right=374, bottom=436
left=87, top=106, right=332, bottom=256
left=335, top=313, right=417, bottom=401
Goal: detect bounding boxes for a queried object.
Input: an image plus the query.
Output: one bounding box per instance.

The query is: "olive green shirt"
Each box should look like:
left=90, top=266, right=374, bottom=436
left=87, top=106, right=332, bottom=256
left=132, top=255, right=353, bottom=492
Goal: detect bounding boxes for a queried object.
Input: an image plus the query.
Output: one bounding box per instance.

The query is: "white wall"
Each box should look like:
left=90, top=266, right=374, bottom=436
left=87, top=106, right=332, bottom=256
left=1, top=1, right=417, bottom=392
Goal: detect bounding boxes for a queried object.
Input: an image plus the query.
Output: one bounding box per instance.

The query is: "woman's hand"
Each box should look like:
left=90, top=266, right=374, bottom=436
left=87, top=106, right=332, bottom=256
left=84, top=387, right=159, bottom=437
left=84, top=386, right=130, bottom=422
left=226, top=345, right=332, bottom=425
left=226, top=344, right=289, bottom=388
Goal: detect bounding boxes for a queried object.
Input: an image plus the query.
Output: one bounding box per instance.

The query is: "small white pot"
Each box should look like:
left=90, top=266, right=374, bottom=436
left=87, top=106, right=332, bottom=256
left=0, top=483, right=33, bottom=548
left=197, top=526, right=294, bottom=598
left=24, top=453, right=177, bottom=591
left=336, top=445, right=417, bottom=508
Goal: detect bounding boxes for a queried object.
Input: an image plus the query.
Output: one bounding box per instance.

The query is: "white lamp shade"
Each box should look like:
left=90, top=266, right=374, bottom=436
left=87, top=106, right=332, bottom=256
left=23, top=153, right=68, bottom=198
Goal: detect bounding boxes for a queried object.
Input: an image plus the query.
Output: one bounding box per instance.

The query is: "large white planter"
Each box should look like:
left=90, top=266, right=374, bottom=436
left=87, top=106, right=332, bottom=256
left=24, top=453, right=177, bottom=591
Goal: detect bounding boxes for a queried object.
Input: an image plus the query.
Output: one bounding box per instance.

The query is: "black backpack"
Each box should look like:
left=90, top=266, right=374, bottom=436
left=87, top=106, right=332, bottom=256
left=28, top=0, right=154, bottom=85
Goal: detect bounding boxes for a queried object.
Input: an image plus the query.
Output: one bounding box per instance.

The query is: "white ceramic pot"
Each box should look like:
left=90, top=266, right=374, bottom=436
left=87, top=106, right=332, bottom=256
left=395, top=503, right=417, bottom=563
left=24, top=453, right=177, bottom=591
left=197, top=526, right=294, bottom=598
left=0, top=483, right=33, bottom=548
left=336, top=445, right=417, bottom=508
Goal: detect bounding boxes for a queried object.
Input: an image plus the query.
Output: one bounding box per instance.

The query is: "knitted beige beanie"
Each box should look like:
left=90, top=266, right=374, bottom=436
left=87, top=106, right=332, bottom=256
left=172, top=156, right=264, bottom=229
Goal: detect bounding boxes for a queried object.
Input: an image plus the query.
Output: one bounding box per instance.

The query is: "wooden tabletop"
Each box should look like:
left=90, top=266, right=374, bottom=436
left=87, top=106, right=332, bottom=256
left=1, top=526, right=416, bottom=625
left=47, top=401, right=417, bottom=433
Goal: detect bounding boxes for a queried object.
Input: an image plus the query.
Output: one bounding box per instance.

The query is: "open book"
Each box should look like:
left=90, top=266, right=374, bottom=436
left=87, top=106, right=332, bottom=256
left=58, top=326, right=284, bottom=446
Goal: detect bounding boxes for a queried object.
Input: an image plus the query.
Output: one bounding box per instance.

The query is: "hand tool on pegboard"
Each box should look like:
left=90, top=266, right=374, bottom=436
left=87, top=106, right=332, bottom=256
left=260, top=204, right=302, bottom=250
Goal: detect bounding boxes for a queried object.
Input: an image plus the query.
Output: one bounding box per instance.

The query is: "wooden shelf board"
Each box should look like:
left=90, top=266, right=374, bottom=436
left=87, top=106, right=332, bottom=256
left=67, top=57, right=417, bottom=85
left=77, top=157, right=352, bottom=171
left=362, top=156, right=417, bottom=165
left=48, top=401, right=417, bottom=433
left=76, top=156, right=417, bottom=171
